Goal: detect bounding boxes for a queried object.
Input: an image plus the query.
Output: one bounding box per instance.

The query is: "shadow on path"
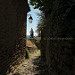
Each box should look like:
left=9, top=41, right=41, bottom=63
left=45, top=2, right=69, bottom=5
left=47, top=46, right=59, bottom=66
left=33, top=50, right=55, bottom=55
left=13, top=72, right=20, bottom=75
left=11, top=50, right=49, bottom=75
left=32, top=56, right=49, bottom=75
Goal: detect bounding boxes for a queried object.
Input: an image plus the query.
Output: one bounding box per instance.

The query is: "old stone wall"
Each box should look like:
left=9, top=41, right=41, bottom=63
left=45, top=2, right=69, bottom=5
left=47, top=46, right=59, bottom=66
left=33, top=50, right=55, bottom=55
left=41, top=0, right=75, bottom=75
left=0, top=0, right=29, bottom=75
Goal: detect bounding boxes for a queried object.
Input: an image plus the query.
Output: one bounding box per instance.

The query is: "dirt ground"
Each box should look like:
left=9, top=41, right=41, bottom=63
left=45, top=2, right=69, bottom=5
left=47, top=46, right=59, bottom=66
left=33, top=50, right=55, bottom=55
left=8, top=50, right=48, bottom=75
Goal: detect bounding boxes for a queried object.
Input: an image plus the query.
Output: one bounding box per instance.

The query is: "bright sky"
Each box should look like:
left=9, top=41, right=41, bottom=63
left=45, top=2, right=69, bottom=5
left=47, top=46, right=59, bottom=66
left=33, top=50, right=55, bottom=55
left=27, top=0, right=41, bottom=36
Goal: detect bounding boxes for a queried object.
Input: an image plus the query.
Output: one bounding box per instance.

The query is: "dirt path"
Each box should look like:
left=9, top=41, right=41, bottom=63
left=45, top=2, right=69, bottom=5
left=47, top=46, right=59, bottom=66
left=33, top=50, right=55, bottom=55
left=11, top=50, right=41, bottom=75
left=9, top=50, right=49, bottom=75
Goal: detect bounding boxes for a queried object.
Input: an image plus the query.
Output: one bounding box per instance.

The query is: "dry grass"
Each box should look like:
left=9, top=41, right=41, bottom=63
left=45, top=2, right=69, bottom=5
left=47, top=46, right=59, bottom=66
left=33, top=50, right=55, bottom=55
left=26, top=39, right=36, bottom=48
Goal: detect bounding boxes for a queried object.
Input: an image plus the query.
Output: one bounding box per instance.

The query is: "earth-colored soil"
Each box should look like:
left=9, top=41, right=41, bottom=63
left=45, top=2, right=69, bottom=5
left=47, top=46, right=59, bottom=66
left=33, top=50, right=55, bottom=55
left=8, top=39, right=48, bottom=75
left=9, top=50, right=48, bottom=75
left=26, top=39, right=36, bottom=48
left=9, top=50, right=40, bottom=75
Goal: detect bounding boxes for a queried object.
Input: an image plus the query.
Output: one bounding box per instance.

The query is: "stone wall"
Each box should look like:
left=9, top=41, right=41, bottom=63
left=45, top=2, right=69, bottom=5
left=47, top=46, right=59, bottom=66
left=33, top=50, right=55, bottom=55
left=41, top=0, right=75, bottom=75
left=0, top=0, right=29, bottom=75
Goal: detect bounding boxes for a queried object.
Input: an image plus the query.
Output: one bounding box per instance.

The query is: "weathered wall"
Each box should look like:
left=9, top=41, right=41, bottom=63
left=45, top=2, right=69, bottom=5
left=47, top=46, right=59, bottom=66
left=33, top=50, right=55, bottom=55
left=0, top=0, right=29, bottom=75
left=41, top=0, right=75, bottom=75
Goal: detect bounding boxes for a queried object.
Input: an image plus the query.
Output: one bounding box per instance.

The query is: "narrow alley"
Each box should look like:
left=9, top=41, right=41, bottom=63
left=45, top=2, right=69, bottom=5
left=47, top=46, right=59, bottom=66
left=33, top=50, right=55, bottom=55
left=0, top=0, right=74, bottom=75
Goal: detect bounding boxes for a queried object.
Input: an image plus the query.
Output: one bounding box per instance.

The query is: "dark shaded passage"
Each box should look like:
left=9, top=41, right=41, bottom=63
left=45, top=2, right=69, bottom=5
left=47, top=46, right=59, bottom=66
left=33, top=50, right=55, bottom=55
left=32, top=56, right=49, bottom=75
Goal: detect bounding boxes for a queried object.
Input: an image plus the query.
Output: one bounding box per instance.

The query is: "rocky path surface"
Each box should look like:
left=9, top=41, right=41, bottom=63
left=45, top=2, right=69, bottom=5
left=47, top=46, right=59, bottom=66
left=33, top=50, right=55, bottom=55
left=9, top=50, right=48, bottom=75
left=10, top=50, right=40, bottom=75
left=16, top=50, right=40, bottom=75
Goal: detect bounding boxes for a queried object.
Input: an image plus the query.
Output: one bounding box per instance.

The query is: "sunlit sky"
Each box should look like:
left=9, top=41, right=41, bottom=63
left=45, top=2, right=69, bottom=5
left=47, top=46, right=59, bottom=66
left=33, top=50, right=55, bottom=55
left=27, top=0, right=41, bottom=36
